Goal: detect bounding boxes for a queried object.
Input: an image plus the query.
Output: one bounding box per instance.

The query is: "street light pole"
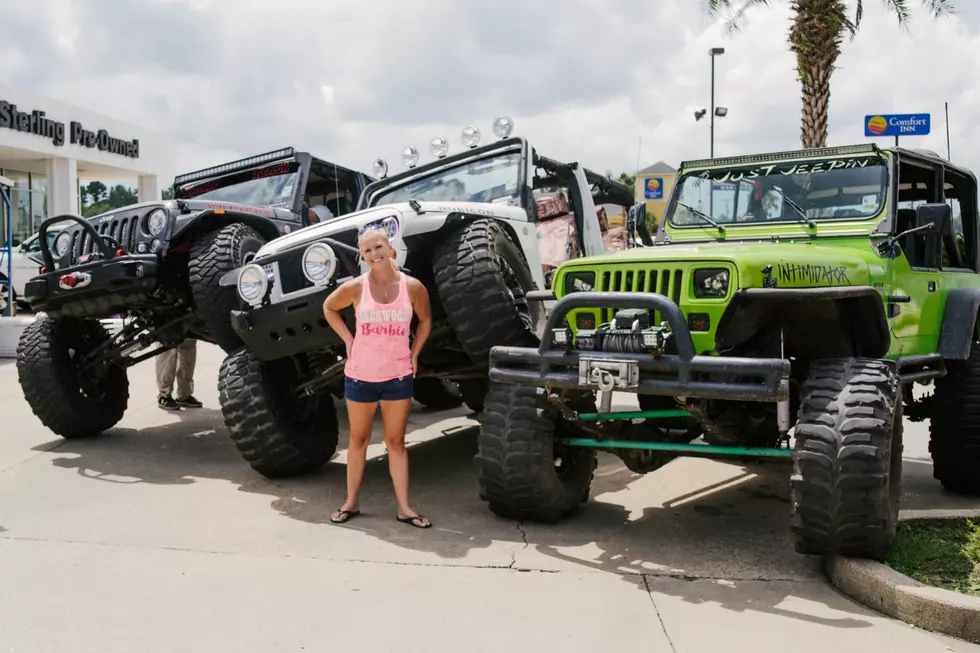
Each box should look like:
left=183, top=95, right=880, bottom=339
left=709, top=47, right=724, bottom=158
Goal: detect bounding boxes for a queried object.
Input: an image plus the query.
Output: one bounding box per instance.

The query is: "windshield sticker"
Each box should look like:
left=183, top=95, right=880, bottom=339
left=695, top=156, right=878, bottom=182
left=861, top=194, right=879, bottom=212
left=204, top=203, right=275, bottom=217
left=776, top=263, right=850, bottom=285
left=183, top=181, right=218, bottom=197
left=252, top=162, right=291, bottom=179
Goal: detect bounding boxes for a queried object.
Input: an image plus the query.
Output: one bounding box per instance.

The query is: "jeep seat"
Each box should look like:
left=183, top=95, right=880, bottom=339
left=534, top=192, right=582, bottom=283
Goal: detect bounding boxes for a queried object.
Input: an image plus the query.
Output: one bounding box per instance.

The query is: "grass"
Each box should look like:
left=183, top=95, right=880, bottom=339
left=884, top=518, right=980, bottom=598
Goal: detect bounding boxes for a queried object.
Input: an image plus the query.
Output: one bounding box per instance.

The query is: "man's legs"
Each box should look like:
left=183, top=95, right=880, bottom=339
left=174, top=339, right=201, bottom=408
left=156, top=347, right=181, bottom=411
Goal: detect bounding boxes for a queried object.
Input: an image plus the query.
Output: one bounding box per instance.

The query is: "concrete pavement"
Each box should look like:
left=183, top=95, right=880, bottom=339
left=0, top=343, right=978, bottom=652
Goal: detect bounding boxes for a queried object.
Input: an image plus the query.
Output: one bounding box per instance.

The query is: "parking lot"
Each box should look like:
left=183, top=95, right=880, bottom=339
left=1, top=342, right=978, bottom=652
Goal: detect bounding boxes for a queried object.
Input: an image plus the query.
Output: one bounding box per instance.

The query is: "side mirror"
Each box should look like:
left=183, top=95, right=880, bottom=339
left=627, top=203, right=654, bottom=247
left=916, top=203, right=952, bottom=269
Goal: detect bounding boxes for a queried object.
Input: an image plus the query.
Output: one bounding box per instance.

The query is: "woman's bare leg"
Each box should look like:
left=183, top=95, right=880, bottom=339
left=379, top=398, right=429, bottom=527
left=332, top=398, right=377, bottom=521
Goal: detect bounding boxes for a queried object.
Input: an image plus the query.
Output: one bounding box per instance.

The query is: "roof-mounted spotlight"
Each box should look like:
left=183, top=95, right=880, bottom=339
left=430, top=136, right=449, bottom=158
left=372, top=157, right=389, bottom=179
left=492, top=115, right=514, bottom=139
left=402, top=145, right=419, bottom=169
left=461, top=124, right=481, bottom=149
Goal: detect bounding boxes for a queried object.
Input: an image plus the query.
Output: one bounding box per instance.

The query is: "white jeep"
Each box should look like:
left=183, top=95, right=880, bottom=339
left=216, top=117, right=649, bottom=478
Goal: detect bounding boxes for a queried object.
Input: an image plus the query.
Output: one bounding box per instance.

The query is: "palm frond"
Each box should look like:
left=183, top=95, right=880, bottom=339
left=855, top=0, right=863, bottom=28
left=702, top=0, right=772, bottom=35
left=920, top=0, right=955, bottom=17
left=882, top=0, right=912, bottom=25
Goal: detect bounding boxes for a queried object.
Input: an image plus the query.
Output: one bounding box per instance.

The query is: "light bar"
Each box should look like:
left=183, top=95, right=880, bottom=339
left=680, top=143, right=882, bottom=171
left=174, top=147, right=296, bottom=185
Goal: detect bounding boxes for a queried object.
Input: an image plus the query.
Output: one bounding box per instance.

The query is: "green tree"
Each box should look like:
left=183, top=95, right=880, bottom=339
left=84, top=181, right=107, bottom=204
left=704, top=0, right=954, bottom=149
left=618, top=172, right=636, bottom=195
left=107, top=184, right=138, bottom=209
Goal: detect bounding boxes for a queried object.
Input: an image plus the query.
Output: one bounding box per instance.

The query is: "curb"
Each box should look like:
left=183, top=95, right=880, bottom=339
left=824, top=553, right=980, bottom=644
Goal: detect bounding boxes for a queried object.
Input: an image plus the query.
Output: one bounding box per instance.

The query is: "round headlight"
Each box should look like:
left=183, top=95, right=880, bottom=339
left=54, top=231, right=71, bottom=257
left=402, top=146, right=419, bottom=169
left=430, top=136, right=449, bottom=158
left=302, top=243, right=337, bottom=284
left=237, top=264, right=268, bottom=303
left=492, top=116, right=514, bottom=139
left=147, top=208, right=167, bottom=236
left=462, top=124, right=481, bottom=149
left=373, top=157, right=388, bottom=178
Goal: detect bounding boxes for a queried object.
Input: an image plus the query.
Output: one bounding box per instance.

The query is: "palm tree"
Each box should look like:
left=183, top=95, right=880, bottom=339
left=704, top=0, right=954, bottom=148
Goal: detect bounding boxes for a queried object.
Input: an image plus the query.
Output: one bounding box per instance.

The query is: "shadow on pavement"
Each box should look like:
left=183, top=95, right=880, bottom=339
left=29, top=401, right=886, bottom=630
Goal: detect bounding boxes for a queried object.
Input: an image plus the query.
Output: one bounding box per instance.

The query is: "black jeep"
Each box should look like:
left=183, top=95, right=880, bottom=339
left=16, top=147, right=372, bottom=440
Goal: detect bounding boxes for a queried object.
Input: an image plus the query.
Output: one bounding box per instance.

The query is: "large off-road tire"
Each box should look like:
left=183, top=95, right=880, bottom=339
left=17, top=315, right=129, bottom=439
left=458, top=378, right=488, bottom=413
left=475, top=382, right=597, bottom=522
left=928, top=339, right=980, bottom=495
left=412, top=377, right=464, bottom=410
left=432, top=219, right=542, bottom=369
left=189, top=223, right=266, bottom=353
left=790, top=358, right=903, bottom=559
left=218, top=348, right=339, bottom=478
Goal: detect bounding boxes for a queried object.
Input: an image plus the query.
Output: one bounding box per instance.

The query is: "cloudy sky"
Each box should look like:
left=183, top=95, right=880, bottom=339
left=4, top=0, right=980, bottom=183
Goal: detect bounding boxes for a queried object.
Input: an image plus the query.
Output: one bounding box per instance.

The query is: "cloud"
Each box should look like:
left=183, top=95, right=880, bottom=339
left=3, top=0, right=978, bottom=183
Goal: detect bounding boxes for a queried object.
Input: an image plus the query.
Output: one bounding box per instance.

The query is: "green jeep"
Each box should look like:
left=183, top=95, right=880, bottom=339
left=475, top=143, right=980, bottom=560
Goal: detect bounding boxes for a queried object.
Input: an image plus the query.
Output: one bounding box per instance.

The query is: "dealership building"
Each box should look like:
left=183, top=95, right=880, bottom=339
left=0, top=82, right=174, bottom=246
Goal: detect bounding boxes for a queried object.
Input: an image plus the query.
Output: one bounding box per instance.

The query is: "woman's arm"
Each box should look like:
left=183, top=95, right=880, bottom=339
left=323, top=279, right=359, bottom=357
left=408, top=278, right=432, bottom=373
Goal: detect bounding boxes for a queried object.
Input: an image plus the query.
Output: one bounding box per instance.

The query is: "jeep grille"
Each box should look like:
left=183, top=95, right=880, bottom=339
left=593, top=265, right=684, bottom=325
left=68, top=215, right=140, bottom=266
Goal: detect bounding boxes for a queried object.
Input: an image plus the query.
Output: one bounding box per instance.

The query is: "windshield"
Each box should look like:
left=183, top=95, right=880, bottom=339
left=667, top=155, right=888, bottom=228
left=177, top=160, right=300, bottom=209
left=370, top=152, right=522, bottom=206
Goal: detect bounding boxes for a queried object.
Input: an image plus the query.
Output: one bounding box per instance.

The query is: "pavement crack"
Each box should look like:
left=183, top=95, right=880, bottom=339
left=508, top=520, right=529, bottom=569
left=643, top=575, right=677, bottom=653
left=0, top=440, right=66, bottom=475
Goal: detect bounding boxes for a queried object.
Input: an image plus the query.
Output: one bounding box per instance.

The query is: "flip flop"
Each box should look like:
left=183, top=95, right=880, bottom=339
left=330, top=508, right=360, bottom=524
left=397, top=513, right=431, bottom=529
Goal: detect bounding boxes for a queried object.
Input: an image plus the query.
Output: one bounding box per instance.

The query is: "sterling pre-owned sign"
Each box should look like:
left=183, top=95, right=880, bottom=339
left=0, top=99, right=140, bottom=159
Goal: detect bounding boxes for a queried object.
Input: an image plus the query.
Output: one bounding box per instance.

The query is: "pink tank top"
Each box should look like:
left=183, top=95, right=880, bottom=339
left=344, top=271, right=415, bottom=382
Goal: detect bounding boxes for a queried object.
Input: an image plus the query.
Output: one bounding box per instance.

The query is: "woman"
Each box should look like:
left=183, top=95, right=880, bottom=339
left=322, top=225, right=432, bottom=529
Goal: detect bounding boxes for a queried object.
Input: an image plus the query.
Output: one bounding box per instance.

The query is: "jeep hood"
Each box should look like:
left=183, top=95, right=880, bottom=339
left=252, top=200, right=527, bottom=258
left=562, top=239, right=882, bottom=289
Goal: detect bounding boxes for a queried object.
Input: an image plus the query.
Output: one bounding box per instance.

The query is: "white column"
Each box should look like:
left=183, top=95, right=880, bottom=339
left=46, top=157, right=78, bottom=217
left=138, top=175, right=161, bottom=202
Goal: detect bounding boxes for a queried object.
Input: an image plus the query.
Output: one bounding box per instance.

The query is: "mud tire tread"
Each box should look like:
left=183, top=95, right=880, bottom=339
left=475, top=382, right=596, bottom=522
left=218, top=348, right=338, bottom=478
left=790, top=358, right=902, bottom=559
left=16, top=316, right=129, bottom=439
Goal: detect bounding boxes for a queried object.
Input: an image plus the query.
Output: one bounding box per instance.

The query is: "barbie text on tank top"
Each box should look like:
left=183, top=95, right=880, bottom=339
left=344, top=271, right=415, bottom=382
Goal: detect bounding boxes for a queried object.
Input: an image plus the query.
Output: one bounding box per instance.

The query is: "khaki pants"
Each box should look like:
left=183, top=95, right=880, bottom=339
left=156, top=339, right=197, bottom=399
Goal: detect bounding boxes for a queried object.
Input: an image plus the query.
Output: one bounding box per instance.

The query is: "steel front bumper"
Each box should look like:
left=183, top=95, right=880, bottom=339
left=24, top=255, right=160, bottom=315
left=488, top=291, right=790, bottom=403
left=229, top=287, right=353, bottom=361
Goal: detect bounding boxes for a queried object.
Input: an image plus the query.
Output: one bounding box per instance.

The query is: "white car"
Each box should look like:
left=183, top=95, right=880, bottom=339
left=0, top=225, right=67, bottom=311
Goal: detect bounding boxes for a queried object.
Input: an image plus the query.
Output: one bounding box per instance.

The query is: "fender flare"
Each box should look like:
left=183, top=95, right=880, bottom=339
left=937, top=288, right=980, bottom=360
left=171, top=210, right=284, bottom=245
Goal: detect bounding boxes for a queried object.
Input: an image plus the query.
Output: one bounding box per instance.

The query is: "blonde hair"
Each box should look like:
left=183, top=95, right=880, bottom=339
left=358, top=226, right=399, bottom=270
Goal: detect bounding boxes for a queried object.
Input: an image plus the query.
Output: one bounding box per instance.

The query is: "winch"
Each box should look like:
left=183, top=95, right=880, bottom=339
left=551, top=308, right=672, bottom=356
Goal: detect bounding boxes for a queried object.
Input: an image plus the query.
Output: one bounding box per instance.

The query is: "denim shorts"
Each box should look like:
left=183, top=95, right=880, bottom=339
left=344, top=374, right=414, bottom=403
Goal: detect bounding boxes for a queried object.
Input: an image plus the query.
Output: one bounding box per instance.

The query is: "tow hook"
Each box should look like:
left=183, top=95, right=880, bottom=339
left=59, top=272, right=93, bottom=290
